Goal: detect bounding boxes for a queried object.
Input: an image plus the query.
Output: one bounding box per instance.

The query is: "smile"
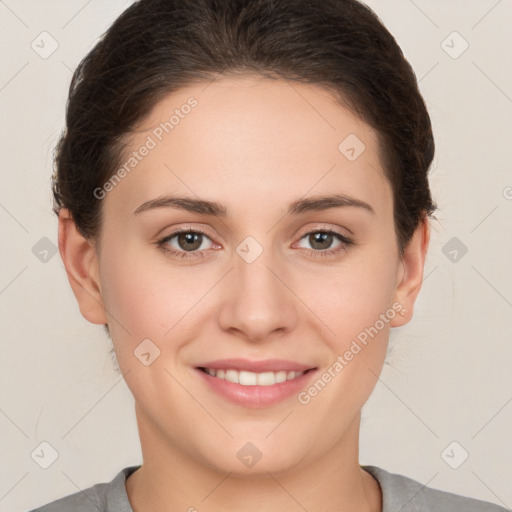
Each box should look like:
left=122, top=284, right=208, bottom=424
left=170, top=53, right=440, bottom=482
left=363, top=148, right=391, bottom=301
left=195, top=360, right=317, bottom=408
left=199, top=368, right=306, bottom=386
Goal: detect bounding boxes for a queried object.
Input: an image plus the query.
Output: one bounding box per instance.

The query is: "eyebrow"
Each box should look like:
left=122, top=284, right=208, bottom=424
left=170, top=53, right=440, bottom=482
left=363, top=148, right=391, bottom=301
left=133, top=193, right=375, bottom=217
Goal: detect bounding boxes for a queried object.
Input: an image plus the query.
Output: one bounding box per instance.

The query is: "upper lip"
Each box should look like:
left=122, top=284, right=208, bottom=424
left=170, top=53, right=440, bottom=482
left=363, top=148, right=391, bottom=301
left=196, top=358, right=316, bottom=373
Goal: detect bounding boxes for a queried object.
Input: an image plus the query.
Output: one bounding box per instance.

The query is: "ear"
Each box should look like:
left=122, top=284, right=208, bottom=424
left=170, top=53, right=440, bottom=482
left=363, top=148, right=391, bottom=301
left=390, top=216, right=431, bottom=327
left=58, top=208, right=108, bottom=325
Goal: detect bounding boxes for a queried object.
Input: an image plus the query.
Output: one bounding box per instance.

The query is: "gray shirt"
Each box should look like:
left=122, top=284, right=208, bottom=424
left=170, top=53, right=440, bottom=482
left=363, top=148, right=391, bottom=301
left=28, top=464, right=509, bottom=511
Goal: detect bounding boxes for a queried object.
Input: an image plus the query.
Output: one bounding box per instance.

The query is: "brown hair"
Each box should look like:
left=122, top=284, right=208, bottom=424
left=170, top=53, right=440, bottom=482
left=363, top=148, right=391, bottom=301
left=53, top=0, right=436, bottom=263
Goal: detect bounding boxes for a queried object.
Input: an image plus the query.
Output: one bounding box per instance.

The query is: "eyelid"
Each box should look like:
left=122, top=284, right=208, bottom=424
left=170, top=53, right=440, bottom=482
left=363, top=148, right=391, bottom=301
left=295, top=223, right=352, bottom=240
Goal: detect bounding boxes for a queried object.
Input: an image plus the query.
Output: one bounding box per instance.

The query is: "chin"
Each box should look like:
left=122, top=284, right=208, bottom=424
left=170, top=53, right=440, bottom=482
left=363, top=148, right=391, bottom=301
left=193, top=435, right=308, bottom=477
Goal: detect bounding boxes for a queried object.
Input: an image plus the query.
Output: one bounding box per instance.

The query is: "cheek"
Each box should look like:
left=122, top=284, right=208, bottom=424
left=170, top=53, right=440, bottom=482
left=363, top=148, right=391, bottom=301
left=305, top=247, right=399, bottom=343
left=293, top=256, right=397, bottom=436
left=295, top=246, right=398, bottom=405
left=97, top=243, right=209, bottom=351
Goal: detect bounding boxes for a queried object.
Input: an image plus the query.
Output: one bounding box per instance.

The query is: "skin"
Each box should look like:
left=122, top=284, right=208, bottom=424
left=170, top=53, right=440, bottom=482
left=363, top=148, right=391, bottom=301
left=58, top=74, right=430, bottom=512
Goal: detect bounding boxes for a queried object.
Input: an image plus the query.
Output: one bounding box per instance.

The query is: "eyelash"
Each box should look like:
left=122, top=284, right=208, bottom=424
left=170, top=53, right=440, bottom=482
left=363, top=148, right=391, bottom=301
left=156, top=227, right=354, bottom=260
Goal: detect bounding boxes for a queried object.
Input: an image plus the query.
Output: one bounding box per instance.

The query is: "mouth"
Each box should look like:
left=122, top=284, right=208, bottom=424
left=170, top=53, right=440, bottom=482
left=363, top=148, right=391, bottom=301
left=197, top=367, right=314, bottom=386
left=194, top=359, right=318, bottom=408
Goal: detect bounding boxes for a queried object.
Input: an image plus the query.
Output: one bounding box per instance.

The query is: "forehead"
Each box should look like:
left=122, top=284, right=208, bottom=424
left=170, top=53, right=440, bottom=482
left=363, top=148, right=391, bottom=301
left=105, top=75, right=392, bottom=220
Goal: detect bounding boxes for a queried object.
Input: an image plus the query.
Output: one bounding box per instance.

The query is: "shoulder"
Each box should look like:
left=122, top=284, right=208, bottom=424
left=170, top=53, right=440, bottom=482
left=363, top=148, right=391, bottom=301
left=26, top=465, right=140, bottom=512
left=363, top=465, right=509, bottom=512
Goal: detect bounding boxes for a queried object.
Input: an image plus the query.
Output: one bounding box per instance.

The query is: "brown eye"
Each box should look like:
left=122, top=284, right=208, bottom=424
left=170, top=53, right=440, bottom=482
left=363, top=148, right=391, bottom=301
left=296, top=229, right=354, bottom=258
left=308, top=232, right=335, bottom=250
left=157, top=228, right=214, bottom=259
left=175, top=232, right=204, bottom=251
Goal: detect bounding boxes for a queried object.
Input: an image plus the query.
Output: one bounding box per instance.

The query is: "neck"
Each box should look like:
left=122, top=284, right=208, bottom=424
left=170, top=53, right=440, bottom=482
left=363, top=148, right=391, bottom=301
left=126, top=407, right=382, bottom=512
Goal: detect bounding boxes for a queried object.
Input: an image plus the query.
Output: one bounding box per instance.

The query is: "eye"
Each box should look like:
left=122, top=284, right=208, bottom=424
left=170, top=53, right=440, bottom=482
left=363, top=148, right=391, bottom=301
left=156, top=228, right=215, bottom=259
left=295, top=229, right=354, bottom=258
left=156, top=227, right=354, bottom=260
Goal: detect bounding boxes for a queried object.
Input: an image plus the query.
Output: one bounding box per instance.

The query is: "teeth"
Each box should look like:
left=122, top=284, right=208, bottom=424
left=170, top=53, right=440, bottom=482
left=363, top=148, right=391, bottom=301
left=203, top=368, right=305, bottom=386
left=275, top=370, right=287, bottom=383
left=257, top=372, right=275, bottom=386
left=225, top=369, right=239, bottom=384
left=239, top=370, right=257, bottom=385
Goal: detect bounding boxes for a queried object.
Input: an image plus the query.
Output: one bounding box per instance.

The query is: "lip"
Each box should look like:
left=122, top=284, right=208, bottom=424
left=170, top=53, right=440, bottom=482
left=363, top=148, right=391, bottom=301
left=194, top=359, right=317, bottom=408
left=196, top=358, right=314, bottom=373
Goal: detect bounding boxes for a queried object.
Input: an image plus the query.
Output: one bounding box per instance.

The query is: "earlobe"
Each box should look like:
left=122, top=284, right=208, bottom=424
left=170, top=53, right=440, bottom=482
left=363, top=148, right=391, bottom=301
left=390, top=217, right=431, bottom=327
left=58, top=208, right=108, bottom=325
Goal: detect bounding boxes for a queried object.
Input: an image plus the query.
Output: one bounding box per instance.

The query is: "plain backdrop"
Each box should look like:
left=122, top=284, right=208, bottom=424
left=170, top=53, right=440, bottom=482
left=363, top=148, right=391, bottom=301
left=0, top=1, right=511, bottom=510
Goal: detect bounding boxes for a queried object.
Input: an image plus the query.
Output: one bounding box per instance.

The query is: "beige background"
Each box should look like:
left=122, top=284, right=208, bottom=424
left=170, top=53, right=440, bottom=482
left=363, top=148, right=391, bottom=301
left=0, top=0, right=511, bottom=510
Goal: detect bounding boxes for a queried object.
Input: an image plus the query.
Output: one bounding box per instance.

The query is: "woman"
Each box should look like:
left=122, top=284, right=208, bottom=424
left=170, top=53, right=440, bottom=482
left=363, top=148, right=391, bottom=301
left=29, top=0, right=508, bottom=510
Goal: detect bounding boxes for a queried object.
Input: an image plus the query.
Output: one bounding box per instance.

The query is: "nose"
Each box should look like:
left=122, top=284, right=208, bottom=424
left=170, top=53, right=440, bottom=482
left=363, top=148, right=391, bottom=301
left=217, top=249, right=299, bottom=343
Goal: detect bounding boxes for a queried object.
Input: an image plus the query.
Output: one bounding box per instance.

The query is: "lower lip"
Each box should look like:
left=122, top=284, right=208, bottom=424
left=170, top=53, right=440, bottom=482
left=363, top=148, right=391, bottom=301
left=195, top=368, right=317, bottom=408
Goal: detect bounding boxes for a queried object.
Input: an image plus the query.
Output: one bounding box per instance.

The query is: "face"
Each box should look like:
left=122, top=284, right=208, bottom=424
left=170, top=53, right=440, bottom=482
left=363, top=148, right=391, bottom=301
left=70, top=75, right=425, bottom=475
